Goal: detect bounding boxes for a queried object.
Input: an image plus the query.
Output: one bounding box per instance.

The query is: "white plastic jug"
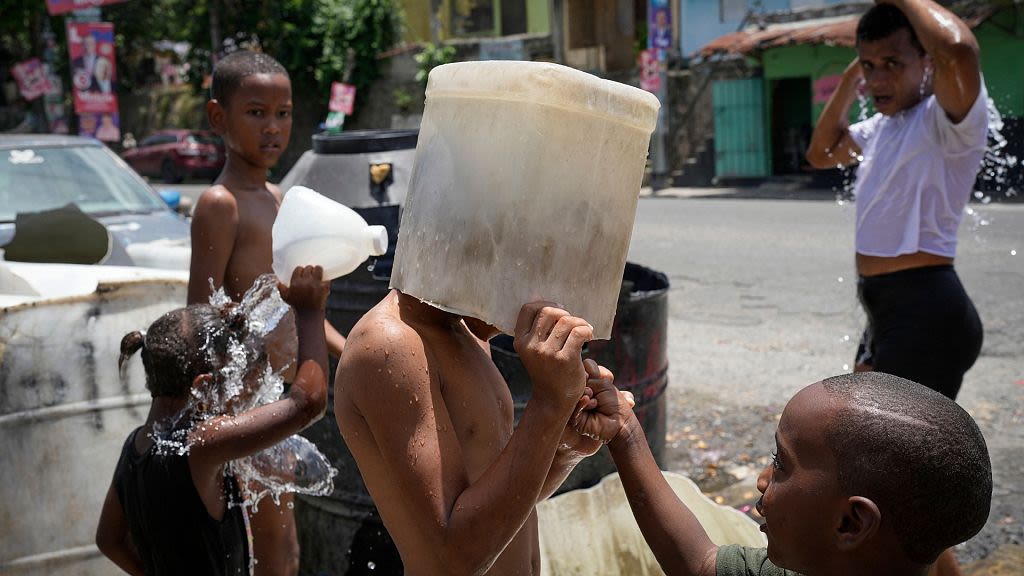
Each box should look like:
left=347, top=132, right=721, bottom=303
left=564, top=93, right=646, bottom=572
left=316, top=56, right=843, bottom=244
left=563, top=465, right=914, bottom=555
left=272, top=186, right=388, bottom=284
left=391, top=61, right=660, bottom=338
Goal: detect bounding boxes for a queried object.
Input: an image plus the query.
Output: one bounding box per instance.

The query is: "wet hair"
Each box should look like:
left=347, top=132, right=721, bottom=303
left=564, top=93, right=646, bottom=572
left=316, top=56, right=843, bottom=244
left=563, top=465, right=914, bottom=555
left=119, top=304, right=245, bottom=398
left=821, top=372, right=992, bottom=564
left=210, top=50, right=289, bottom=106
left=857, top=4, right=925, bottom=55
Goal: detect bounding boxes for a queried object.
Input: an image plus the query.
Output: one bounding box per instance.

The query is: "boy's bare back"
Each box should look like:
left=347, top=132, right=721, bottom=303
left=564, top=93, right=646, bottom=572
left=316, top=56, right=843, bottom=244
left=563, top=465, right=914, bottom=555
left=336, top=290, right=598, bottom=574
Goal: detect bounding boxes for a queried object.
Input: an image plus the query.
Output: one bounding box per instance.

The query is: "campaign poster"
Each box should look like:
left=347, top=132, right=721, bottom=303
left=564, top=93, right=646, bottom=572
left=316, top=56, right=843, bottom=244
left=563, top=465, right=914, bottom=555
left=639, top=49, right=661, bottom=93
left=329, top=82, right=356, bottom=115
left=10, top=58, right=55, bottom=101
left=66, top=21, right=119, bottom=115
left=648, top=0, right=673, bottom=51
left=46, top=0, right=128, bottom=16
left=79, top=112, right=121, bottom=142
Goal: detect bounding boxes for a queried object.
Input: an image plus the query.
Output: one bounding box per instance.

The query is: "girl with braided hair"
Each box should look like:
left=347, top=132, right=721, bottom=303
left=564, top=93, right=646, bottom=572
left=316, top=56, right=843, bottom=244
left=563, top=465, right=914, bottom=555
left=94, top=266, right=329, bottom=575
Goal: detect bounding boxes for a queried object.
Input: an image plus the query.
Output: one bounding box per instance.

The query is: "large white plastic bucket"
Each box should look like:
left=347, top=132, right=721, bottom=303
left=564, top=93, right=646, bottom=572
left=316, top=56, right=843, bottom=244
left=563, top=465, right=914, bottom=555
left=391, top=61, right=660, bottom=338
left=537, top=472, right=766, bottom=575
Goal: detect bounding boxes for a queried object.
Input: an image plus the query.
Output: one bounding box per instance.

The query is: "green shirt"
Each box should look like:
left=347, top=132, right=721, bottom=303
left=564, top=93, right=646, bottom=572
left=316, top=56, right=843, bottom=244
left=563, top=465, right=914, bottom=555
left=716, top=545, right=802, bottom=576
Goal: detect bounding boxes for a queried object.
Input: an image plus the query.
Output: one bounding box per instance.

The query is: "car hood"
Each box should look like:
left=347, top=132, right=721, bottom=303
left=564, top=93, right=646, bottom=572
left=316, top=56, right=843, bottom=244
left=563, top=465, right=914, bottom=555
left=0, top=210, right=191, bottom=270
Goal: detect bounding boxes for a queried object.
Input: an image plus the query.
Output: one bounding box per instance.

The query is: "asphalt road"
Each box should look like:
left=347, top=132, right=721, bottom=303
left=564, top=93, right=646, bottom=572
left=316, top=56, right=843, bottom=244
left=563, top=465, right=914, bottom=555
left=626, top=195, right=1023, bottom=566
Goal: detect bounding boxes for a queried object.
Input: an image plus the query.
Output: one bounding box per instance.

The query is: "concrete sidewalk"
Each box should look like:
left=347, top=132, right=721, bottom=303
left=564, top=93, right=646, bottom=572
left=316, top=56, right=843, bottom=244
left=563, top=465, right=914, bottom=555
left=640, top=177, right=1023, bottom=203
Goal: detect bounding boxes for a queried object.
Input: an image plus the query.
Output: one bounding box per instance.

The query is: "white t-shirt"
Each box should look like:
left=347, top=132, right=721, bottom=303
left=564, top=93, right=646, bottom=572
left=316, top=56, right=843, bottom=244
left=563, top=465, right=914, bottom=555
left=849, top=82, right=989, bottom=258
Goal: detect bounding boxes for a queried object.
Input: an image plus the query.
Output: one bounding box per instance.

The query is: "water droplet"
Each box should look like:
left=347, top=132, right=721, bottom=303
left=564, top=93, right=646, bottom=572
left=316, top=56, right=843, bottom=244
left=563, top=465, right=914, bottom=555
left=1011, top=250, right=1017, bottom=256
left=843, top=364, right=850, bottom=371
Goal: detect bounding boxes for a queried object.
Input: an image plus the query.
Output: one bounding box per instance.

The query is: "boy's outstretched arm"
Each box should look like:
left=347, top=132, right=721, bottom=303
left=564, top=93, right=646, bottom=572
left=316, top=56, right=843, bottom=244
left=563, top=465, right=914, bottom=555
left=187, top=186, right=238, bottom=304
left=338, top=302, right=592, bottom=575
left=188, top=266, right=329, bottom=511
left=537, top=359, right=619, bottom=501
left=96, top=484, right=144, bottom=575
left=577, top=377, right=718, bottom=576
left=806, top=59, right=863, bottom=169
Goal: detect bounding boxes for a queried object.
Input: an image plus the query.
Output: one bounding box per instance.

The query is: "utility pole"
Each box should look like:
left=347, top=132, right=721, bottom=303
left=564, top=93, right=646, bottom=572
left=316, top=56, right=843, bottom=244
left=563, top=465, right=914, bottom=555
left=209, top=1, right=222, bottom=58
left=549, top=0, right=564, bottom=64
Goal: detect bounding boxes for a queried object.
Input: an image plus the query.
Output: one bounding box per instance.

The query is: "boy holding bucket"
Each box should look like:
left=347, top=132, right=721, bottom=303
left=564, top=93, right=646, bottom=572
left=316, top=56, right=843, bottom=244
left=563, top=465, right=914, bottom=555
left=186, top=50, right=345, bottom=576
left=334, top=61, right=659, bottom=573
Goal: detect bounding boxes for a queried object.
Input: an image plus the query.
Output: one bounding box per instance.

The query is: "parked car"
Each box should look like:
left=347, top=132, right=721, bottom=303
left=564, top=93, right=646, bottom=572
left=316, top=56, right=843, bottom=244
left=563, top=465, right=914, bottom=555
left=1, top=134, right=191, bottom=269
left=1, top=134, right=191, bottom=575
left=120, top=128, right=224, bottom=183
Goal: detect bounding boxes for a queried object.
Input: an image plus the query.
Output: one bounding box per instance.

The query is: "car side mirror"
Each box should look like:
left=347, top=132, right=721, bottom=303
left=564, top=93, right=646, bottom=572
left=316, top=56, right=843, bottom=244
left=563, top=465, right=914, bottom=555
left=158, top=189, right=181, bottom=211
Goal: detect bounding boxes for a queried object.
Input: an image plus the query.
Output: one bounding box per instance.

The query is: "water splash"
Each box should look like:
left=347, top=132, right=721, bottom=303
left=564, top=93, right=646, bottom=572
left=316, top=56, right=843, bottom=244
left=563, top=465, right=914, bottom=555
left=151, top=274, right=336, bottom=510
left=963, top=96, right=1018, bottom=240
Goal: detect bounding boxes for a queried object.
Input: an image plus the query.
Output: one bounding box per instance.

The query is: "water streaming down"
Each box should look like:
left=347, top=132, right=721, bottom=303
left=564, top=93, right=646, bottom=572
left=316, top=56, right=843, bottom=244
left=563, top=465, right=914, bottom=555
left=146, top=274, right=337, bottom=512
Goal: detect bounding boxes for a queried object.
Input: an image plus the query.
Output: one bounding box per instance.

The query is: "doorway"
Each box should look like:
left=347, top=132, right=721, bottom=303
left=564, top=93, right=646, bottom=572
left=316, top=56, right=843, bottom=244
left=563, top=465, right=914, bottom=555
left=771, top=77, right=812, bottom=175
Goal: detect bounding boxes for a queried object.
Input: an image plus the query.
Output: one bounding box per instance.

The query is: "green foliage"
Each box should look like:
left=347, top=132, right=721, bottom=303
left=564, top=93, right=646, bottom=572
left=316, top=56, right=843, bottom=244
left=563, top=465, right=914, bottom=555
left=393, top=88, right=413, bottom=112
left=414, top=42, right=456, bottom=86
left=311, top=0, right=404, bottom=96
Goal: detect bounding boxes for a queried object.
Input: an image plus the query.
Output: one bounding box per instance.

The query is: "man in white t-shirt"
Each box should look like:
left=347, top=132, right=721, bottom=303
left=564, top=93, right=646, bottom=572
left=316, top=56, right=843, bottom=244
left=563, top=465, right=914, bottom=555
left=806, top=2, right=987, bottom=573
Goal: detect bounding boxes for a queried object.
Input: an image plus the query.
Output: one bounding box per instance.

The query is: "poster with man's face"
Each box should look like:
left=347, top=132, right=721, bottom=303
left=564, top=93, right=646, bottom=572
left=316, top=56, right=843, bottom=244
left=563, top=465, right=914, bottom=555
left=66, top=21, right=119, bottom=115
left=648, top=0, right=673, bottom=50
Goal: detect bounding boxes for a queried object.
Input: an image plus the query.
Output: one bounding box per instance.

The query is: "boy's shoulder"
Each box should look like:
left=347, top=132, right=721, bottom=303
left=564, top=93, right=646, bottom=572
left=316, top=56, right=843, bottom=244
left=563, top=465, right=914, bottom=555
left=193, top=184, right=241, bottom=219
left=716, top=545, right=802, bottom=576
left=345, top=301, right=423, bottom=363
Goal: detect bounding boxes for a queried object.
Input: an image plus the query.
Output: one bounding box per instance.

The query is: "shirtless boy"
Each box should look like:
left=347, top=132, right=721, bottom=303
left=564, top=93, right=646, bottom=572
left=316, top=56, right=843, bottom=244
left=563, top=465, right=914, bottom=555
left=186, top=50, right=344, bottom=575
left=335, top=295, right=613, bottom=574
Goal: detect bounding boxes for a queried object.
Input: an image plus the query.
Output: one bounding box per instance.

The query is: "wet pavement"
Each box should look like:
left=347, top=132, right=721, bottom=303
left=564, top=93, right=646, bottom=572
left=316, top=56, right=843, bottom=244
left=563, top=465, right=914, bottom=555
left=628, top=192, right=1024, bottom=570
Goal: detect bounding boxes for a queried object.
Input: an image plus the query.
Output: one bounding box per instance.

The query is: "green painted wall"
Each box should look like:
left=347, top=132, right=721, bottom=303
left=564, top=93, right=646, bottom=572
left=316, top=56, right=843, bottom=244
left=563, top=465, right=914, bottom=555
left=401, top=0, right=434, bottom=43
left=527, top=0, right=550, bottom=34
left=976, top=8, right=1024, bottom=117
left=411, top=0, right=549, bottom=40
left=762, top=44, right=862, bottom=124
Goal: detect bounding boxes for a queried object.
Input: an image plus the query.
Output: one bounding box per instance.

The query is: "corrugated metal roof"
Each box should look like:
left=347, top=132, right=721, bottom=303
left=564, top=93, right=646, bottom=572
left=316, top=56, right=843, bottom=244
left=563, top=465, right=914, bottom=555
left=699, top=4, right=1000, bottom=58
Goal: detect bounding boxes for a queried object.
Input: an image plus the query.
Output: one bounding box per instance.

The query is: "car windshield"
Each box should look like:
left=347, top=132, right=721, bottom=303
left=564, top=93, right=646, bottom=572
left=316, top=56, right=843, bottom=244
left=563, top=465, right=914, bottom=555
left=0, top=144, right=166, bottom=222
left=187, top=134, right=221, bottom=146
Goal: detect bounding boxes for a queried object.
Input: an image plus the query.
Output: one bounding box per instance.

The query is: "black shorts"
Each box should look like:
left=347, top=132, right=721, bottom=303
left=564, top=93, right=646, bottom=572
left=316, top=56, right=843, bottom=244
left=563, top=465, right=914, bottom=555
left=856, top=265, right=983, bottom=399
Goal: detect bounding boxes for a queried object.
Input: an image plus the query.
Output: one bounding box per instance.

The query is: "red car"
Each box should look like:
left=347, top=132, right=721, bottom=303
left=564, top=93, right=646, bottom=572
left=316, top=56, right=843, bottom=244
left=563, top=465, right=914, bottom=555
left=121, top=129, right=224, bottom=183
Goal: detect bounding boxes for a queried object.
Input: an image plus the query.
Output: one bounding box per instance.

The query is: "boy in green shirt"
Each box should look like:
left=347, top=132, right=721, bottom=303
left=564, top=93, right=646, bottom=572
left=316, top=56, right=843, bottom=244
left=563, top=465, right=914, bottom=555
left=576, top=370, right=991, bottom=576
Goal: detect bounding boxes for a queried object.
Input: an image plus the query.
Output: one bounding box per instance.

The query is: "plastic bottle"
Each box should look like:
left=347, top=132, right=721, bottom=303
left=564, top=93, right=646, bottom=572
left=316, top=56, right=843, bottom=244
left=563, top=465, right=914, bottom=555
left=272, top=186, right=388, bottom=284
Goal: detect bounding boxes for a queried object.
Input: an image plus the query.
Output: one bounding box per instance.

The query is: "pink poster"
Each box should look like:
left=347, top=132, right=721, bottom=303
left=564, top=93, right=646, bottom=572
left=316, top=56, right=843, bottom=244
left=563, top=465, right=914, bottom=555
left=814, top=74, right=843, bottom=104
left=10, top=58, right=55, bottom=101
left=46, top=0, right=128, bottom=16
left=66, top=21, right=119, bottom=115
left=329, top=82, right=356, bottom=115
left=639, top=50, right=661, bottom=93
